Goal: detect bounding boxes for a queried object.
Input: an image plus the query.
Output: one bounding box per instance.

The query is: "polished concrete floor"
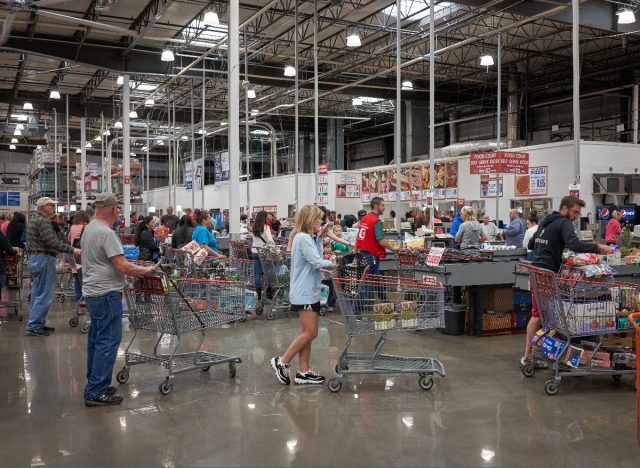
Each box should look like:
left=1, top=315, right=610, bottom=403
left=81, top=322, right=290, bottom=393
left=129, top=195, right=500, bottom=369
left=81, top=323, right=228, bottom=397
left=0, top=291, right=638, bottom=467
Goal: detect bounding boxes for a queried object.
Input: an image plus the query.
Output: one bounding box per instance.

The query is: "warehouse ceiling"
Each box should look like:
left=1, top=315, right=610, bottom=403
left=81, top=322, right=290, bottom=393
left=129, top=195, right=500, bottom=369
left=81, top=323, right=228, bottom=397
left=0, top=0, right=639, bottom=155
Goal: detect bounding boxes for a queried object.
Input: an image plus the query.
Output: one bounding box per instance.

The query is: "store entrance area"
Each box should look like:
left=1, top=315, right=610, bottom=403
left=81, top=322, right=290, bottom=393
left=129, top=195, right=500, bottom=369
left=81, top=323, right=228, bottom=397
left=0, top=304, right=637, bottom=467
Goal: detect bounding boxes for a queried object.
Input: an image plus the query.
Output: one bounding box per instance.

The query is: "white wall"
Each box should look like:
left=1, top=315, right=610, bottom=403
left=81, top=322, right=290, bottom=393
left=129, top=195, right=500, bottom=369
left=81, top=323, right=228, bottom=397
left=328, top=170, right=363, bottom=217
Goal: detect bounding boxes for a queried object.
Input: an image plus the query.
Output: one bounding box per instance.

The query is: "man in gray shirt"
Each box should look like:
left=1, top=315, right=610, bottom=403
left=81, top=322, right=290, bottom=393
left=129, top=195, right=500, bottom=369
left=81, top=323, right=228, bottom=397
left=480, top=214, right=499, bottom=242
left=82, top=192, right=155, bottom=407
left=503, top=209, right=526, bottom=247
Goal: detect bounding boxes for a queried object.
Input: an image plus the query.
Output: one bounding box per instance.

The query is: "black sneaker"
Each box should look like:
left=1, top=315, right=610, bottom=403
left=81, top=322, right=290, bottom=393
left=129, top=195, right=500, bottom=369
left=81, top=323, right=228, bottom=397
left=106, top=386, right=117, bottom=396
left=85, top=393, right=123, bottom=407
left=42, top=325, right=55, bottom=332
left=270, top=356, right=290, bottom=385
left=294, top=369, right=326, bottom=385
left=25, top=328, right=49, bottom=336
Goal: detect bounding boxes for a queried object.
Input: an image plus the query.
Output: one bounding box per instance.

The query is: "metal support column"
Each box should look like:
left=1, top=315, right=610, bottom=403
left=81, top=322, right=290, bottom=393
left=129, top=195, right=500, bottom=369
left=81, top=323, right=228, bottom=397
left=572, top=0, right=580, bottom=181
left=429, top=0, right=435, bottom=221
left=633, top=84, right=639, bottom=144
left=191, top=82, right=196, bottom=211
left=313, top=0, right=319, bottom=199
left=167, top=94, right=172, bottom=208
left=123, top=74, right=131, bottom=227
left=244, top=32, right=251, bottom=214
left=80, top=117, right=87, bottom=210
left=495, top=32, right=501, bottom=225
left=173, top=100, right=177, bottom=207
left=201, top=62, right=206, bottom=210
left=146, top=122, right=150, bottom=200
left=54, top=109, right=58, bottom=205
left=294, top=0, right=299, bottom=212
left=394, top=0, right=402, bottom=234
left=229, top=0, right=241, bottom=233
left=65, top=94, right=70, bottom=208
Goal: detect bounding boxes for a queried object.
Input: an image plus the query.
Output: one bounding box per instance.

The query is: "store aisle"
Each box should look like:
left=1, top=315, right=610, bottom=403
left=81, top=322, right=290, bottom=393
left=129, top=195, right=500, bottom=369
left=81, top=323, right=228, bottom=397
left=0, top=304, right=637, bottom=467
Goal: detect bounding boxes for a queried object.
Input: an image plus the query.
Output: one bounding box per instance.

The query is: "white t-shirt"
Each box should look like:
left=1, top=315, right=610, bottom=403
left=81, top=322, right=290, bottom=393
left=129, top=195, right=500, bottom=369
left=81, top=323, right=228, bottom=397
left=523, top=225, right=538, bottom=252
left=251, top=225, right=275, bottom=253
left=81, top=219, right=126, bottom=297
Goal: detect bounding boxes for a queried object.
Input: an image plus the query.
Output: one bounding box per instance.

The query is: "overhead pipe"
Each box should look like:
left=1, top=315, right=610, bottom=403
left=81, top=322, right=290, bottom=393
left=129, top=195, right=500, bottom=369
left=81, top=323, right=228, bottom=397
left=0, top=12, right=16, bottom=45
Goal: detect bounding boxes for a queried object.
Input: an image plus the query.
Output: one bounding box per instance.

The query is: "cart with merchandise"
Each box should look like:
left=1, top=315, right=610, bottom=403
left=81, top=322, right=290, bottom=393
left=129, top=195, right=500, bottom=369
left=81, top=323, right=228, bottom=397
left=66, top=252, right=90, bottom=333
left=230, top=239, right=252, bottom=260
left=54, top=252, right=76, bottom=304
left=163, top=248, right=194, bottom=277
left=628, top=312, right=640, bottom=446
left=522, top=265, right=639, bottom=395
left=256, top=246, right=293, bottom=320
left=1, top=253, right=25, bottom=320
left=328, top=272, right=446, bottom=392
left=118, top=233, right=136, bottom=245
left=116, top=273, right=243, bottom=395
left=396, top=248, right=429, bottom=279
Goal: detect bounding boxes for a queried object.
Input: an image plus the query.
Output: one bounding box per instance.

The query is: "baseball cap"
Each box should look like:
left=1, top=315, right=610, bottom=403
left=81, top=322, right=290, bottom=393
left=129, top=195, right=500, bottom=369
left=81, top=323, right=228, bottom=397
left=357, top=209, right=367, bottom=219
left=94, top=192, right=121, bottom=208
left=36, top=197, right=57, bottom=207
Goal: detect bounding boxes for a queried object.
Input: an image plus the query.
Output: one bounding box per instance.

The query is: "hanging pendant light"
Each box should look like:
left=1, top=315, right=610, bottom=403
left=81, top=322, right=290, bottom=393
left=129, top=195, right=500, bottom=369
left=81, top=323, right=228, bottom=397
left=23, top=102, right=33, bottom=110
left=14, top=129, right=21, bottom=136
left=618, top=9, right=636, bottom=24
left=129, top=110, right=138, bottom=119
left=114, top=121, right=123, bottom=129
left=11, top=138, right=18, bottom=144
left=402, top=80, right=413, bottom=90
left=480, top=55, right=494, bottom=67
left=203, top=11, right=220, bottom=26
left=247, top=88, right=256, bottom=99
left=76, top=148, right=82, bottom=154
left=352, top=97, right=363, bottom=106
left=49, top=88, right=61, bottom=100
left=9, top=144, right=16, bottom=150
left=284, top=65, right=296, bottom=77
left=144, top=98, right=155, bottom=107
left=161, top=49, right=175, bottom=62
left=346, top=31, right=361, bottom=47
left=117, top=75, right=124, bottom=85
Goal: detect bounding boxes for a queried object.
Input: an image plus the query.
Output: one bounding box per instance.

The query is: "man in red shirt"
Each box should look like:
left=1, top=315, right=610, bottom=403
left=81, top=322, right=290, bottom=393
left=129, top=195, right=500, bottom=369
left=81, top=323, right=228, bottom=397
left=355, top=197, right=397, bottom=275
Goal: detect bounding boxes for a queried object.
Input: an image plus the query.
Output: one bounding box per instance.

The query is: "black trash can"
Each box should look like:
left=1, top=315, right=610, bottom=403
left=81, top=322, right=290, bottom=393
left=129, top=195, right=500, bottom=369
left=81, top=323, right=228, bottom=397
left=442, top=304, right=466, bottom=336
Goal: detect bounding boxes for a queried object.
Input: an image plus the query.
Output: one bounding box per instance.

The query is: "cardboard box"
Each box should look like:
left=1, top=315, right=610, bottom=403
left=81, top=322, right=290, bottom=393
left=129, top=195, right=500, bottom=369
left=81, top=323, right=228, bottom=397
left=603, top=334, right=635, bottom=348
left=482, top=288, right=514, bottom=312
left=539, top=334, right=566, bottom=361
left=580, top=350, right=611, bottom=368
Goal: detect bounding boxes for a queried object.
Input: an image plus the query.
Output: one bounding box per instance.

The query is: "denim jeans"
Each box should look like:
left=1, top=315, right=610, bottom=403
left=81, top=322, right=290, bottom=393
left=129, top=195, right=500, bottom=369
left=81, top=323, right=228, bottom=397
left=73, top=272, right=83, bottom=301
left=354, top=251, right=386, bottom=316
left=84, top=291, right=123, bottom=400
left=252, top=253, right=263, bottom=299
left=26, top=254, right=58, bottom=331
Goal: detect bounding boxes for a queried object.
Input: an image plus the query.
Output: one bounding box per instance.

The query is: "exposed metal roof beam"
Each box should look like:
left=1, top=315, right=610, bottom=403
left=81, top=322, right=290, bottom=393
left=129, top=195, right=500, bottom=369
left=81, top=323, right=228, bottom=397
left=122, top=0, right=175, bottom=55
left=6, top=52, right=26, bottom=123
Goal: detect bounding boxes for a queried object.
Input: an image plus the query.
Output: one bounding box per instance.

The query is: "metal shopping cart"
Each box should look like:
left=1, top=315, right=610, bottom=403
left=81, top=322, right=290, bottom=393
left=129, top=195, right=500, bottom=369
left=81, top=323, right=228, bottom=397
left=256, top=246, right=292, bottom=320
left=54, top=253, right=76, bottom=304
left=230, top=239, right=252, bottom=260
left=628, top=312, right=640, bottom=446
left=328, top=273, right=446, bottom=392
left=1, top=253, right=25, bottom=320
left=523, top=265, right=639, bottom=395
left=116, top=273, right=243, bottom=395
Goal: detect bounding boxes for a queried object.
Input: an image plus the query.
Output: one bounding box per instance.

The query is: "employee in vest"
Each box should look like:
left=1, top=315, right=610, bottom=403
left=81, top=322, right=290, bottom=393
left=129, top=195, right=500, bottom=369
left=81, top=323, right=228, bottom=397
left=355, top=197, right=398, bottom=275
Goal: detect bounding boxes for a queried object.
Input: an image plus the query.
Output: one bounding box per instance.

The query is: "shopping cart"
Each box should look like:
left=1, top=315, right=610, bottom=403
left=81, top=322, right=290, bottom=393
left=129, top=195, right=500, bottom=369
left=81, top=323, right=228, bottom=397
left=116, top=273, right=243, bottom=395
left=328, top=273, right=446, bottom=392
left=1, top=252, right=25, bottom=320
left=628, top=312, right=640, bottom=446
left=396, top=248, right=428, bottom=279
left=163, top=248, right=194, bottom=277
left=256, top=246, right=292, bottom=320
left=119, top=233, right=136, bottom=245
left=55, top=253, right=76, bottom=304
left=523, top=265, right=639, bottom=395
left=230, top=239, right=252, bottom=260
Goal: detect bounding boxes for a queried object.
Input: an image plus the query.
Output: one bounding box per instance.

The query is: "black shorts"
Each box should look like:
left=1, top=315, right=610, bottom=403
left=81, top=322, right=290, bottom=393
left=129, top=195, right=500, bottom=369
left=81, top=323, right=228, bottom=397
left=291, top=302, right=321, bottom=314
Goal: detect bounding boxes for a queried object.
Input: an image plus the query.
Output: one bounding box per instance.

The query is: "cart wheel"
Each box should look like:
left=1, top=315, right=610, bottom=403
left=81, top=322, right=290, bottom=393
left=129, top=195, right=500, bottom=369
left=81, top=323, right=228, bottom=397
left=116, top=368, right=129, bottom=384
left=80, top=322, right=90, bottom=333
left=159, top=378, right=173, bottom=395
left=58, top=295, right=65, bottom=303
left=319, top=306, right=327, bottom=317
left=239, top=316, right=246, bottom=323
left=201, top=366, right=211, bottom=372
left=69, top=317, right=79, bottom=328
left=419, top=375, right=434, bottom=390
left=255, top=303, right=263, bottom=316
left=266, top=311, right=275, bottom=320
left=521, top=362, right=536, bottom=378
left=328, top=378, right=342, bottom=393
left=544, top=380, right=560, bottom=396
left=228, top=362, right=236, bottom=378
left=612, top=374, right=622, bottom=382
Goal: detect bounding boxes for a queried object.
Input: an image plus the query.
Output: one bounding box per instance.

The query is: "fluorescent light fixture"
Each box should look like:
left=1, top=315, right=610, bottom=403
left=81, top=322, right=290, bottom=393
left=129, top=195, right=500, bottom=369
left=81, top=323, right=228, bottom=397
left=13, top=129, right=21, bottom=136
left=618, top=9, right=636, bottom=24
left=49, top=89, right=61, bottom=100
left=76, top=148, right=82, bottom=154
left=149, top=206, right=156, bottom=213
left=12, top=114, right=28, bottom=121
left=117, top=75, right=124, bottom=85
left=114, top=121, right=123, bottom=129
left=129, top=110, right=138, bottom=118
left=103, top=129, right=111, bottom=136
left=247, top=88, right=256, bottom=99
left=251, top=109, right=259, bottom=116
left=197, top=129, right=205, bottom=134
left=23, top=102, right=33, bottom=110
left=144, top=98, right=155, bottom=107
left=203, top=10, right=220, bottom=26
left=346, top=31, right=361, bottom=47
left=176, top=205, right=182, bottom=212
left=9, top=144, right=16, bottom=150
left=70, top=205, right=77, bottom=212
left=157, top=140, right=165, bottom=146
left=94, top=135, right=101, bottom=141
left=16, top=124, right=24, bottom=130
left=11, top=138, right=18, bottom=144
left=141, top=146, right=148, bottom=151
left=181, top=135, right=188, bottom=140
left=480, top=55, right=494, bottom=67
left=57, top=206, right=65, bottom=213
left=284, top=65, right=296, bottom=77
left=251, top=129, right=269, bottom=135
left=352, top=97, right=363, bottom=106
left=85, top=142, right=92, bottom=148
left=402, top=80, right=413, bottom=90
left=221, top=121, right=228, bottom=126
left=161, top=49, right=175, bottom=62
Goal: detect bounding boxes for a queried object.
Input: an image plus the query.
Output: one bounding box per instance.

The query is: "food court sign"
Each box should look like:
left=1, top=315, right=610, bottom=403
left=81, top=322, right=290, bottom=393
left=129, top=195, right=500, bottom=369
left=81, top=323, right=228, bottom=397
left=469, top=151, right=529, bottom=175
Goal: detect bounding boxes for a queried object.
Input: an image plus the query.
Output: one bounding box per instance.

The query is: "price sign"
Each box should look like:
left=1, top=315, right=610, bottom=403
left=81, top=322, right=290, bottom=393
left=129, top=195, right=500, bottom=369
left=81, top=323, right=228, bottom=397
left=425, top=247, right=445, bottom=266
left=422, top=275, right=438, bottom=285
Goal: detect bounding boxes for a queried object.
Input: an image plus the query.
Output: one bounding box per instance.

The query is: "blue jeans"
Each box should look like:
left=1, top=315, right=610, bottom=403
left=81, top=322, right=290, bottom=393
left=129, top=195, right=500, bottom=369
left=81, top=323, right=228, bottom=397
left=355, top=252, right=385, bottom=316
left=252, top=253, right=263, bottom=298
left=84, top=291, right=123, bottom=400
left=73, top=272, right=83, bottom=301
left=26, top=254, right=58, bottom=331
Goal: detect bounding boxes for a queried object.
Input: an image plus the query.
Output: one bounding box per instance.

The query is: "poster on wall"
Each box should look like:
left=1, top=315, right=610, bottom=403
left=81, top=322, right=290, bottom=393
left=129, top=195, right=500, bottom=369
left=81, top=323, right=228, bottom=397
left=433, top=163, right=446, bottom=190
left=515, top=166, right=548, bottom=197
left=317, top=163, right=329, bottom=205
left=446, top=162, right=458, bottom=189
left=340, top=174, right=357, bottom=185
left=214, top=151, right=230, bottom=182
left=185, top=161, right=193, bottom=190
left=7, top=192, right=20, bottom=206
left=378, top=170, right=389, bottom=197
left=361, top=172, right=371, bottom=203
left=421, top=165, right=431, bottom=199
left=252, top=205, right=278, bottom=218
left=409, top=164, right=422, bottom=194
left=435, top=188, right=446, bottom=200
left=336, top=184, right=360, bottom=198
left=480, top=175, right=504, bottom=198
left=194, top=160, right=203, bottom=190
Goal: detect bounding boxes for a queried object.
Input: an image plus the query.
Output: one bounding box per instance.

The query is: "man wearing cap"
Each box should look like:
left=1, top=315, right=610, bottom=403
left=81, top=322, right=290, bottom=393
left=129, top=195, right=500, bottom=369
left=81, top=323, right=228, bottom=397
left=352, top=209, right=367, bottom=230
left=25, top=197, right=81, bottom=336
left=82, top=193, right=156, bottom=406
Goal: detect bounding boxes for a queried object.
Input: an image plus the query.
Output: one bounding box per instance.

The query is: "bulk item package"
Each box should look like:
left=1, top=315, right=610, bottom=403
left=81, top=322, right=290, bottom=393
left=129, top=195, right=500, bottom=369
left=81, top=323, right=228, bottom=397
left=563, top=300, right=618, bottom=334
left=373, top=302, right=395, bottom=330
left=192, top=248, right=209, bottom=264
left=399, top=301, right=418, bottom=328
left=181, top=240, right=201, bottom=255
left=403, top=233, right=425, bottom=250
left=531, top=327, right=566, bottom=361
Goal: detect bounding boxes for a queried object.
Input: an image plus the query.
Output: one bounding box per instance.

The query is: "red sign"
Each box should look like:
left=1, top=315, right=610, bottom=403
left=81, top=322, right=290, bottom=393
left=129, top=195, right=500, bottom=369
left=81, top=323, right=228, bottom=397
left=425, top=247, right=445, bottom=266
left=318, top=163, right=328, bottom=174
left=124, top=176, right=130, bottom=184
left=470, top=151, right=529, bottom=175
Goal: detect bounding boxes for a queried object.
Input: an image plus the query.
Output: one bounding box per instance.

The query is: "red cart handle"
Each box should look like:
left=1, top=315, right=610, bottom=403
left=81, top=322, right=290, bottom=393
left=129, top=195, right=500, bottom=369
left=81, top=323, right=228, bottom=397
left=629, top=312, right=640, bottom=332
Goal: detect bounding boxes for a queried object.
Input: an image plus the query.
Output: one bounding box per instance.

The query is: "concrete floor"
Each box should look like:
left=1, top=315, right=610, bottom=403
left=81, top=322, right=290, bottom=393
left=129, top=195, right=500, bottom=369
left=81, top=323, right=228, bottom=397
left=0, top=293, right=638, bottom=467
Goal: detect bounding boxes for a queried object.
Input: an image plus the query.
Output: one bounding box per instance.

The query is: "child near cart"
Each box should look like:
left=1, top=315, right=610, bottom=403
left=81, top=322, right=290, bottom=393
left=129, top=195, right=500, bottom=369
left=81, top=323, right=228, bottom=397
left=271, top=205, right=335, bottom=386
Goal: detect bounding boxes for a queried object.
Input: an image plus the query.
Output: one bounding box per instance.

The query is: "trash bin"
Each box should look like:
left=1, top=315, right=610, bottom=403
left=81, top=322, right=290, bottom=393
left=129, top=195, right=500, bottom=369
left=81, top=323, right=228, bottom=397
left=442, top=304, right=466, bottom=336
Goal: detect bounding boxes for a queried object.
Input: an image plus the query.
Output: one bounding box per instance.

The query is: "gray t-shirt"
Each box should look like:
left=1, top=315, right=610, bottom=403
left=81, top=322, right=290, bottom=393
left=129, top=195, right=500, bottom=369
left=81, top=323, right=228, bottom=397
left=481, top=222, right=499, bottom=241
left=456, top=221, right=483, bottom=249
left=81, top=219, right=126, bottom=297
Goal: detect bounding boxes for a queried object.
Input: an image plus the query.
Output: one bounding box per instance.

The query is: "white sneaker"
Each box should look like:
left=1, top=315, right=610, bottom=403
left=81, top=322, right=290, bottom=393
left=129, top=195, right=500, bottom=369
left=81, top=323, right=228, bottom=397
left=294, top=369, right=326, bottom=385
